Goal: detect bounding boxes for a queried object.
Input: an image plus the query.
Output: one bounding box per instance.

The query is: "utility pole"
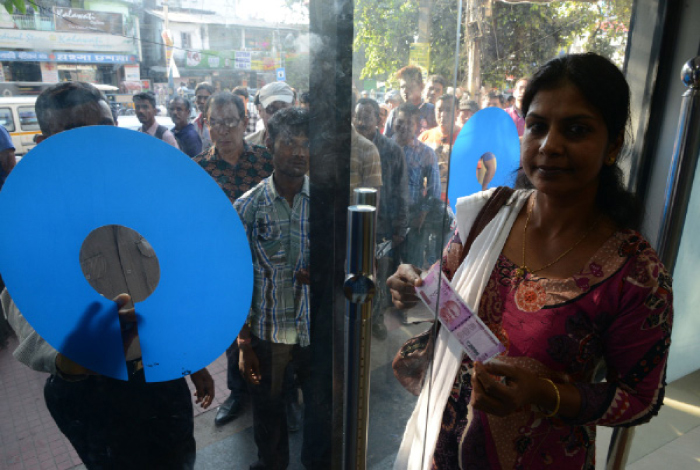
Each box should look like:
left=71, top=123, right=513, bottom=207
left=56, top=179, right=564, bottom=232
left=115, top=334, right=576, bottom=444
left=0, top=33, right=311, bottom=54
left=162, top=0, right=174, bottom=93
left=464, top=0, right=489, bottom=100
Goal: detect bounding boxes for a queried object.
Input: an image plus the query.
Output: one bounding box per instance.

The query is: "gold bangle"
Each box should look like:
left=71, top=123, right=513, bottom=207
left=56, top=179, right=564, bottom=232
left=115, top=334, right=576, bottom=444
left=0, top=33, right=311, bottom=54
left=541, top=378, right=560, bottom=418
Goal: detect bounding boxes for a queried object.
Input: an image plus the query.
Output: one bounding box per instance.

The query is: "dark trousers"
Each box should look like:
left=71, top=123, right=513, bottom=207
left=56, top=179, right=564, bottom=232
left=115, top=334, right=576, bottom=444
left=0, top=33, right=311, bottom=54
left=44, top=373, right=195, bottom=470
left=248, top=336, right=312, bottom=470
left=226, top=340, right=249, bottom=398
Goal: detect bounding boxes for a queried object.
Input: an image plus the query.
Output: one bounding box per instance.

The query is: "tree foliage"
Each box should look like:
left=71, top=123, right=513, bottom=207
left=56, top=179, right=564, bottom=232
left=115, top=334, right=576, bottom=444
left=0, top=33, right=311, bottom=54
left=352, top=0, right=634, bottom=90
left=3, top=0, right=29, bottom=14
left=353, top=0, right=419, bottom=81
left=479, top=0, right=633, bottom=89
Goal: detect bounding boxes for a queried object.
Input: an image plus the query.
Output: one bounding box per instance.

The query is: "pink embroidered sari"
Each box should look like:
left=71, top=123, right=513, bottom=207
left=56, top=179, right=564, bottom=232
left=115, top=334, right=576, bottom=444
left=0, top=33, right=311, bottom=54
left=432, top=230, right=673, bottom=469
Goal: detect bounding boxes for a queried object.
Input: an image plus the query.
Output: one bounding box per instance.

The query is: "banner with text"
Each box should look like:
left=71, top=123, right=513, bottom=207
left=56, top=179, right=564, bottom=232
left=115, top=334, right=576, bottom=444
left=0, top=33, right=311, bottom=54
left=54, top=7, right=124, bottom=35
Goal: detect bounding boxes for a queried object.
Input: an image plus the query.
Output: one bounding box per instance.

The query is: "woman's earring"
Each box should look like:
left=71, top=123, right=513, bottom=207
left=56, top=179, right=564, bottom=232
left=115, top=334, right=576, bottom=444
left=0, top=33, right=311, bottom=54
left=605, top=155, right=617, bottom=166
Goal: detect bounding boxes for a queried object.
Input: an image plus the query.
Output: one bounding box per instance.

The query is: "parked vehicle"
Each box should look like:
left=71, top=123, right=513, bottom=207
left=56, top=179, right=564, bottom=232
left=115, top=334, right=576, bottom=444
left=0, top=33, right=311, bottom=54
left=0, top=96, right=40, bottom=156
left=116, top=115, right=175, bottom=131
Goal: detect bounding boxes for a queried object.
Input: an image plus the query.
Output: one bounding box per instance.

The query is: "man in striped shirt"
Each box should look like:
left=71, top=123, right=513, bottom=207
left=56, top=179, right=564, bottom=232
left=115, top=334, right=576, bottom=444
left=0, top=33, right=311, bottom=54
left=234, top=107, right=312, bottom=470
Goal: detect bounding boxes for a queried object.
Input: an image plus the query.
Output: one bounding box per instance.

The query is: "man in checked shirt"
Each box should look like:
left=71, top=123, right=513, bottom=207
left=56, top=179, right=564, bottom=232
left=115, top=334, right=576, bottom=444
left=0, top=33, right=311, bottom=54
left=234, top=107, right=313, bottom=470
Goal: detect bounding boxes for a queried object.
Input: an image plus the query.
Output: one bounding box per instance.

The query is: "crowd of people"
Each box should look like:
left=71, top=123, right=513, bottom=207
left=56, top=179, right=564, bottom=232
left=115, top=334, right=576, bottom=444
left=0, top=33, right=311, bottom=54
left=0, top=52, right=673, bottom=470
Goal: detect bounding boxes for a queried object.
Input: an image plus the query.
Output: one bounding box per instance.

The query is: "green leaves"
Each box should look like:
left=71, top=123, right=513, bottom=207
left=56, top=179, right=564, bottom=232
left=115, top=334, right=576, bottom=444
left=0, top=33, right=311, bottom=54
left=4, top=0, right=32, bottom=15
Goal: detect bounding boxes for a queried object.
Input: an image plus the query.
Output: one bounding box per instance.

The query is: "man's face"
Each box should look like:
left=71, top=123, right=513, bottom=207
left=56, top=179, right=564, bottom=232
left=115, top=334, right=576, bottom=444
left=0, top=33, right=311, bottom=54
left=399, top=79, right=423, bottom=105
left=394, top=111, right=417, bottom=145
left=513, top=79, right=528, bottom=108
left=272, top=133, right=309, bottom=178
left=45, top=100, right=114, bottom=136
left=194, top=89, right=212, bottom=113
left=435, top=99, right=454, bottom=131
left=425, top=80, right=444, bottom=104
left=354, top=103, right=378, bottom=141
left=458, top=109, right=475, bottom=126
left=259, top=100, right=292, bottom=128
left=207, top=102, right=246, bottom=155
left=379, top=107, right=389, bottom=129
left=134, top=98, right=156, bottom=125
left=168, top=100, right=190, bottom=129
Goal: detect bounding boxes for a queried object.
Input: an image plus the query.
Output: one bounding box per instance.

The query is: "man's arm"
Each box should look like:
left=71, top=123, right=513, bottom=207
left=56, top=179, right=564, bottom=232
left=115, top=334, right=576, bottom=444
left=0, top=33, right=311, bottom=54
left=482, top=156, right=497, bottom=191
left=392, top=145, right=410, bottom=242
left=424, top=147, right=441, bottom=201
left=384, top=109, right=395, bottom=137
left=163, top=129, right=180, bottom=150
left=2, top=288, right=60, bottom=374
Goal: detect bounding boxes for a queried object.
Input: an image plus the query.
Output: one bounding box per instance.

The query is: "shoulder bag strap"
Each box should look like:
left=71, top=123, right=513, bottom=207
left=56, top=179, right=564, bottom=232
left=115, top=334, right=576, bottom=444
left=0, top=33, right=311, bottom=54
left=459, top=186, right=515, bottom=265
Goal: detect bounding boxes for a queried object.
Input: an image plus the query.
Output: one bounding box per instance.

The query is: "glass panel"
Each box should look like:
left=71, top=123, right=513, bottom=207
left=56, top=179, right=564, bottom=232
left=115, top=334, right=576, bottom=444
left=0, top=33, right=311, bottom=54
left=18, top=106, right=38, bottom=131
left=351, top=0, right=668, bottom=469
left=0, top=107, right=15, bottom=131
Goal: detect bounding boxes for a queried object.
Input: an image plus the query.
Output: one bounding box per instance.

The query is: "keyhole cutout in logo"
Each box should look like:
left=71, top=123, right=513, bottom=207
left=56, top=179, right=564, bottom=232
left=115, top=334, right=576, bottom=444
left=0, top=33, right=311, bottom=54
left=79, top=225, right=160, bottom=303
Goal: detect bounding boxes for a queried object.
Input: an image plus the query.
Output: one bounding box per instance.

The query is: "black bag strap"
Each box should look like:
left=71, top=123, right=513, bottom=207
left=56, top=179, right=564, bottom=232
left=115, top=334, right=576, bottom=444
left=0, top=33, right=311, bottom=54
left=154, top=125, right=168, bottom=140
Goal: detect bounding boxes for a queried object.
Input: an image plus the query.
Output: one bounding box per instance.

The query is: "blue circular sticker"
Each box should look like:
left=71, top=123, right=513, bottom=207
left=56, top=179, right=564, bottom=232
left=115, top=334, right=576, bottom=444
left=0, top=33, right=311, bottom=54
left=0, top=126, right=252, bottom=381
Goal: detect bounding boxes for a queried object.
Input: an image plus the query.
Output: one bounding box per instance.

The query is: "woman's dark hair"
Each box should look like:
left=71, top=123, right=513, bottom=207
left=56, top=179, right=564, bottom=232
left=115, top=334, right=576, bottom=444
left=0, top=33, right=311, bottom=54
left=204, top=91, right=245, bottom=122
left=520, top=52, right=642, bottom=230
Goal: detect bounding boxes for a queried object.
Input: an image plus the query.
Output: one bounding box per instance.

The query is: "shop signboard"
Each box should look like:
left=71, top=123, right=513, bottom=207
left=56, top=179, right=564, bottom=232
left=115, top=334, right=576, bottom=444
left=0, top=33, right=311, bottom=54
left=185, top=50, right=279, bottom=72
left=235, top=52, right=251, bottom=70
left=409, top=43, right=430, bottom=80
left=124, top=64, right=140, bottom=82
left=0, top=30, right=134, bottom=53
left=40, top=62, right=59, bottom=83
left=54, top=7, right=124, bottom=35
left=0, top=50, right=137, bottom=64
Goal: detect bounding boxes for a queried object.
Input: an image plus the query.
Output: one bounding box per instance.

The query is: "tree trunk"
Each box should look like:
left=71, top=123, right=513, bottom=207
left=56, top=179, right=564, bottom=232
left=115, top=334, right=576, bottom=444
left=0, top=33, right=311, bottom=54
left=464, top=0, right=489, bottom=99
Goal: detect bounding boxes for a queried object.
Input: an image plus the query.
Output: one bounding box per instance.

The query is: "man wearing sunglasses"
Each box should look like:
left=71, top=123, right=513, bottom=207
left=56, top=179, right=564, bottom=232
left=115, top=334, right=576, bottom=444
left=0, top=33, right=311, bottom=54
left=245, top=82, right=295, bottom=147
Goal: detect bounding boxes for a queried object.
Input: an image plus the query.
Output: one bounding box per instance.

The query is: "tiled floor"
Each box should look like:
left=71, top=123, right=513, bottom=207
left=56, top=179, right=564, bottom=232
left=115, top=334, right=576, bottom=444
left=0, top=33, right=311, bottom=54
left=0, top=335, right=229, bottom=470
left=2, top=326, right=700, bottom=469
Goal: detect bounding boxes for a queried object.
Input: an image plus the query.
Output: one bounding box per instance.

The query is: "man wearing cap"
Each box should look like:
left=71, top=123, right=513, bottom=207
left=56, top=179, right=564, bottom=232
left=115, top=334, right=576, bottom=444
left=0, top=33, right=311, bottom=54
left=457, top=98, right=479, bottom=128
left=384, top=90, right=403, bottom=111
left=0, top=125, right=15, bottom=191
left=245, top=82, right=295, bottom=147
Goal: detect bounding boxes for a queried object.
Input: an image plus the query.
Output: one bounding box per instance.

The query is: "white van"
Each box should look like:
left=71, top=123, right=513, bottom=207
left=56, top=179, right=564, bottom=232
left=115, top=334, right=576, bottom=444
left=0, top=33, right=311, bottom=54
left=0, top=96, right=40, bottom=156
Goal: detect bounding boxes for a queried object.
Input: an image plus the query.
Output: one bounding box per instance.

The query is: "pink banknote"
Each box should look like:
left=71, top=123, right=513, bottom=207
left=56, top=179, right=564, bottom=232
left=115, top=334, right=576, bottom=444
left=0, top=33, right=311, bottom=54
left=415, top=264, right=505, bottom=363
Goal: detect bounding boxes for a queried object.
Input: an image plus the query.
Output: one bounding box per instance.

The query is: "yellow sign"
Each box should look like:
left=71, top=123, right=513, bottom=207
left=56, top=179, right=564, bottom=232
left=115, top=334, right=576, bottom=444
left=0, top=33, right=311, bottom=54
left=409, top=43, right=430, bottom=76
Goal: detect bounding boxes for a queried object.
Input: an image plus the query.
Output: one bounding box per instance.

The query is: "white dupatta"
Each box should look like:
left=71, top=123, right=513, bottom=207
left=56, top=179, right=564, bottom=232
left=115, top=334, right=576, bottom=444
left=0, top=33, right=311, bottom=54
left=394, top=189, right=532, bottom=470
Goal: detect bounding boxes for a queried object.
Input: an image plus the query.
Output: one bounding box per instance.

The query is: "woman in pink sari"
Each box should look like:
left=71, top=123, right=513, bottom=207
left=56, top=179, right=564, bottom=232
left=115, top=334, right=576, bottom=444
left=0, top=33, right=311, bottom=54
left=388, top=53, right=673, bottom=470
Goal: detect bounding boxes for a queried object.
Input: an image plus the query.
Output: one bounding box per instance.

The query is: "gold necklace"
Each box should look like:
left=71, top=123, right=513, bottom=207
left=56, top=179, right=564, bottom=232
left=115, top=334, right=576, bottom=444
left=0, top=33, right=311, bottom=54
left=514, top=196, right=601, bottom=280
